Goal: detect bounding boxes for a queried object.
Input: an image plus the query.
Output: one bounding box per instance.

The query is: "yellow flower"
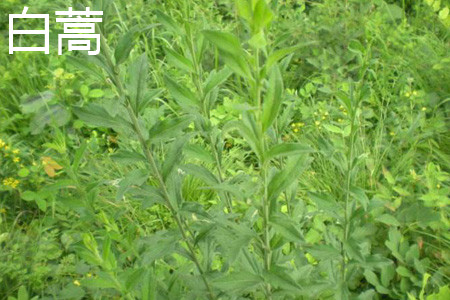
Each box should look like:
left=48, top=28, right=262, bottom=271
left=412, top=91, right=418, bottom=96
left=4, top=146, right=10, bottom=151
left=293, top=128, right=299, bottom=133
left=0, top=139, right=5, bottom=148
left=390, top=131, right=396, bottom=136
left=12, top=149, right=20, bottom=154
left=315, top=121, right=321, bottom=126
left=64, top=73, right=75, bottom=80
left=87, top=273, right=92, bottom=278
left=2, top=178, right=19, bottom=189
left=436, top=184, right=441, bottom=189
left=54, top=68, right=65, bottom=78
left=73, top=280, right=81, bottom=286
left=338, top=118, right=343, bottom=123
left=405, top=92, right=411, bottom=97
left=421, top=107, right=427, bottom=111
left=13, top=157, right=20, bottom=163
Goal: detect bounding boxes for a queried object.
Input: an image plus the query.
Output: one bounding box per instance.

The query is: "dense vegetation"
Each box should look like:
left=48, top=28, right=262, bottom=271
left=0, top=0, right=449, bottom=299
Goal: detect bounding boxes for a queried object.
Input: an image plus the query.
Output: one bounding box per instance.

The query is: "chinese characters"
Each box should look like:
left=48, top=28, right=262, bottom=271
left=9, top=7, right=103, bottom=55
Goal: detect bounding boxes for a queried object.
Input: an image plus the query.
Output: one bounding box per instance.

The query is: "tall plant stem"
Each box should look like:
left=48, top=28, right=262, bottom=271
left=100, top=38, right=215, bottom=299
left=184, top=20, right=233, bottom=213
left=253, top=47, right=272, bottom=299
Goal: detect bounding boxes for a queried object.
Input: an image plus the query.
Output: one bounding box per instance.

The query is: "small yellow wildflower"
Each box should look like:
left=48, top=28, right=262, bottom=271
left=87, top=273, right=92, bottom=278
left=291, top=123, right=296, bottom=128
left=13, top=157, right=20, bottom=163
left=0, top=139, right=5, bottom=148
left=54, top=68, right=65, bottom=78
left=436, top=184, right=441, bottom=189
left=405, top=92, right=411, bottom=97
left=412, top=91, right=418, bottom=96
left=2, top=178, right=19, bottom=189
left=390, top=131, right=396, bottom=136
left=73, top=280, right=81, bottom=286
left=63, top=73, right=75, bottom=80
left=315, top=121, right=321, bottom=126
left=421, top=107, right=427, bottom=111
left=12, top=149, right=20, bottom=154
left=324, top=112, right=329, bottom=116
left=4, top=146, right=10, bottom=151
left=322, top=116, right=326, bottom=120
left=296, top=122, right=305, bottom=127
left=293, top=128, right=299, bottom=133
left=338, top=118, right=343, bottom=123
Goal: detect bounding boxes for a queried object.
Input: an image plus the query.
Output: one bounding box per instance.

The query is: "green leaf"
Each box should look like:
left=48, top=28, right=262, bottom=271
left=164, top=47, right=194, bottom=73
left=204, top=67, right=233, bottom=95
left=270, top=214, right=303, bottom=243
left=184, top=144, right=215, bottom=164
left=223, top=119, right=263, bottom=158
left=115, top=31, right=135, bottom=65
left=164, top=76, right=199, bottom=110
left=252, top=0, right=273, bottom=33
left=17, top=286, right=28, bottom=300
left=73, top=104, right=132, bottom=132
left=21, top=191, right=37, bottom=201
left=162, top=137, right=189, bottom=180
left=235, top=0, right=252, bottom=22
left=181, top=164, right=218, bottom=186
left=212, top=272, right=263, bottom=293
left=30, top=104, right=71, bottom=135
left=148, top=116, right=193, bottom=142
left=36, top=198, right=47, bottom=212
left=20, top=91, right=54, bottom=114
left=128, top=54, right=149, bottom=113
left=350, top=186, right=369, bottom=211
left=376, top=214, right=400, bottom=226
left=268, top=155, right=312, bottom=203
left=117, top=169, right=149, bottom=200
left=203, top=30, right=242, bottom=56
left=323, top=124, right=343, bottom=135
left=88, top=89, right=104, bottom=98
left=265, top=143, right=313, bottom=162
left=18, top=168, right=30, bottom=178
left=262, top=66, right=283, bottom=131
left=111, top=150, right=146, bottom=165
left=155, top=10, right=181, bottom=34
left=203, top=30, right=251, bottom=78
left=396, top=266, right=413, bottom=278
left=307, top=244, right=341, bottom=261
left=266, top=43, right=315, bottom=70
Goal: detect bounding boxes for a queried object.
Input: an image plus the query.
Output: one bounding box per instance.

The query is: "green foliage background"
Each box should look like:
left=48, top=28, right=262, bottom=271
left=0, top=0, right=449, bottom=299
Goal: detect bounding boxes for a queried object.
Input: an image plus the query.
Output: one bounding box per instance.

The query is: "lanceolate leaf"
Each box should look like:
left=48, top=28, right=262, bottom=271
left=148, top=115, right=193, bottom=142
left=73, top=104, right=132, bottom=132
left=212, top=272, right=263, bottom=293
left=262, top=66, right=284, bottom=131
left=203, top=30, right=252, bottom=78
left=164, top=76, right=199, bottom=110
left=265, top=143, right=314, bottom=162
left=204, top=67, right=233, bottom=95
left=268, top=155, right=312, bottom=204
left=115, top=30, right=136, bottom=65
left=128, top=54, right=149, bottom=113
left=164, top=47, right=195, bottom=73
